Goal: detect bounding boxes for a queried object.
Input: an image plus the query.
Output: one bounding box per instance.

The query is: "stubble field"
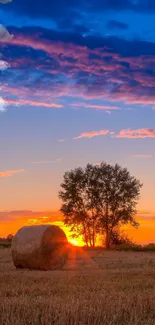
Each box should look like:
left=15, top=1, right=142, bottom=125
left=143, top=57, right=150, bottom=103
left=1, top=247, right=155, bottom=325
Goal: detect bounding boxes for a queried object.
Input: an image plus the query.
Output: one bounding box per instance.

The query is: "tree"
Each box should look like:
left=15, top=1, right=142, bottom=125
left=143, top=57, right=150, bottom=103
left=59, top=166, right=100, bottom=247
left=59, top=163, right=142, bottom=248
left=94, top=163, right=142, bottom=248
left=108, top=227, right=134, bottom=248
left=6, top=234, right=14, bottom=242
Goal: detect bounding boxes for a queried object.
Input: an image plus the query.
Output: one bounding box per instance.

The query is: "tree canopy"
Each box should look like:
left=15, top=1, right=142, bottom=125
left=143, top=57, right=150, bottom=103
left=59, top=163, right=142, bottom=248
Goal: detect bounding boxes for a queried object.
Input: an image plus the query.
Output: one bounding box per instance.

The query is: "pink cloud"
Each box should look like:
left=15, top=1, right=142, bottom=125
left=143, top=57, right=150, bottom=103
left=73, top=128, right=155, bottom=140
left=5, top=34, right=89, bottom=61
left=0, top=59, right=9, bottom=71
left=74, top=130, right=109, bottom=139
left=0, top=169, right=24, bottom=178
left=71, top=102, right=120, bottom=110
left=116, top=128, right=155, bottom=138
left=2, top=33, right=155, bottom=106
left=0, top=96, right=7, bottom=112
left=1, top=84, right=70, bottom=101
left=6, top=99, right=63, bottom=108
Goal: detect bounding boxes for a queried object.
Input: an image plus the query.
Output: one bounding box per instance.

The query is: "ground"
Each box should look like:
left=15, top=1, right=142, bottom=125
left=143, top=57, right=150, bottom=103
left=1, top=248, right=155, bottom=325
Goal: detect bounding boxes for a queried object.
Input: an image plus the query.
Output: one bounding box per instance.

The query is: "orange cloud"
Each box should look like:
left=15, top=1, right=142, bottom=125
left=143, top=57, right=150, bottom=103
left=1, top=209, right=155, bottom=245
left=74, top=130, right=109, bottom=139
left=0, top=210, right=62, bottom=222
left=0, top=169, right=24, bottom=178
left=0, top=210, right=73, bottom=242
left=5, top=99, right=63, bottom=108
left=115, top=128, right=155, bottom=138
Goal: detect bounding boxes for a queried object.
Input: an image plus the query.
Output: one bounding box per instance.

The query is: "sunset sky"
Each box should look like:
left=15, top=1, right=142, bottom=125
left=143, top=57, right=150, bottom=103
left=0, top=0, right=155, bottom=244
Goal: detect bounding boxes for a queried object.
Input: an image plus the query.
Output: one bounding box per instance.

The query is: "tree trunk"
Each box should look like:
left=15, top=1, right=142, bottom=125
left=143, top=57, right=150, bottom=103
left=105, top=203, right=110, bottom=249
left=92, top=220, right=95, bottom=248
left=92, top=236, right=95, bottom=248
left=105, top=231, right=110, bottom=249
left=83, top=223, right=88, bottom=247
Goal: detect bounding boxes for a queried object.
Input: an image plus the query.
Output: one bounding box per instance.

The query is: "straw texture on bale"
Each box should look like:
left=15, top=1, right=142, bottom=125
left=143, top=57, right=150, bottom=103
left=11, top=225, right=68, bottom=270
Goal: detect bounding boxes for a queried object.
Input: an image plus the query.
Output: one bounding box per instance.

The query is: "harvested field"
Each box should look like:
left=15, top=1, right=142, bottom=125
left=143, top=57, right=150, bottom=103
left=1, top=248, right=155, bottom=325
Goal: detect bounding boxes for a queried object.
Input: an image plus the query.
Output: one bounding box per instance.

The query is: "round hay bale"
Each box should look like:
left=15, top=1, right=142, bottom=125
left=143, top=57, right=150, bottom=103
left=11, top=225, right=68, bottom=270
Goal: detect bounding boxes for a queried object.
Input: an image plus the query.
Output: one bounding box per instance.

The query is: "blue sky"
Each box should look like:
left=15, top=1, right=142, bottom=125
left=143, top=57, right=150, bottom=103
left=0, top=1, right=155, bottom=240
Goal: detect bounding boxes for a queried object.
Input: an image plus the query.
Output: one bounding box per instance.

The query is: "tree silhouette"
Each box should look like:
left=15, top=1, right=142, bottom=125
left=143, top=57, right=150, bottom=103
left=59, top=166, right=100, bottom=247
left=6, top=234, right=14, bottom=242
left=59, top=163, right=142, bottom=248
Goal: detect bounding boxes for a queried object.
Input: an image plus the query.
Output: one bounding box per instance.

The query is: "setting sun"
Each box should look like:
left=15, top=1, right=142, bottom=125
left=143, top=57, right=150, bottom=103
left=69, top=239, right=79, bottom=246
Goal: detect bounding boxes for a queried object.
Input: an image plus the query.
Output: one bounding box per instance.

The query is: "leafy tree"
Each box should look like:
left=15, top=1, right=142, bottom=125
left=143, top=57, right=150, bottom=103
left=59, top=163, right=142, bottom=248
left=59, top=166, right=100, bottom=247
left=108, top=227, right=134, bottom=248
left=94, top=163, right=142, bottom=248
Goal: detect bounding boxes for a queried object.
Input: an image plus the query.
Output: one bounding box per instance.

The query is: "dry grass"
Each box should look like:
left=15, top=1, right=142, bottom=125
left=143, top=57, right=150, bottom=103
left=1, top=248, right=155, bottom=325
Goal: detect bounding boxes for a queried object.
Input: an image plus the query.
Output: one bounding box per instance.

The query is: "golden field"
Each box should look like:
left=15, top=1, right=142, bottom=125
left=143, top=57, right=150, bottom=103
left=1, top=248, right=155, bottom=325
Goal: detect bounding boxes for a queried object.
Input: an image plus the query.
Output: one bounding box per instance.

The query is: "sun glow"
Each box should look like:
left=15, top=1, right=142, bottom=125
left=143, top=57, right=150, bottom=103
left=69, top=239, right=79, bottom=246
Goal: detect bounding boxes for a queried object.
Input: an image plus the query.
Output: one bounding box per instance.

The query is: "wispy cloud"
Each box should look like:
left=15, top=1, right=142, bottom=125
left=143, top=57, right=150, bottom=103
left=0, top=210, right=62, bottom=223
left=74, top=130, right=109, bottom=139
left=0, top=97, right=7, bottom=112
left=71, top=103, right=120, bottom=111
left=0, top=24, right=13, bottom=41
left=32, top=158, right=62, bottom=165
left=115, top=128, right=155, bottom=139
left=0, top=0, right=12, bottom=3
left=73, top=128, right=155, bottom=140
left=0, top=169, right=24, bottom=178
left=0, top=60, right=9, bottom=71
left=107, top=20, right=129, bottom=30
left=132, top=154, right=153, bottom=159
left=6, top=99, right=63, bottom=108
left=58, top=139, right=66, bottom=143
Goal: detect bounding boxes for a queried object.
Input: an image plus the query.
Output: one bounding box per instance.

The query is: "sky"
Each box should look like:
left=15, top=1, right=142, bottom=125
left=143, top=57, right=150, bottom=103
left=0, top=0, right=155, bottom=244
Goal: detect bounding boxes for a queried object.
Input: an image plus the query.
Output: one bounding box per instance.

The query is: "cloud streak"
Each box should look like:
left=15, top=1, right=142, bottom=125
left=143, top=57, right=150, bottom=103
left=0, top=97, right=7, bottom=112
left=73, top=128, right=155, bottom=140
left=0, top=24, right=13, bottom=41
left=74, top=130, right=109, bottom=139
left=32, top=158, right=62, bottom=164
left=0, top=169, right=24, bottom=178
left=107, top=20, right=129, bottom=30
left=0, top=59, right=9, bottom=71
left=71, top=103, right=120, bottom=111
left=132, top=154, right=153, bottom=159
left=0, top=0, right=12, bottom=3
left=5, top=99, right=63, bottom=108
left=115, top=128, right=155, bottom=139
left=0, top=210, right=62, bottom=223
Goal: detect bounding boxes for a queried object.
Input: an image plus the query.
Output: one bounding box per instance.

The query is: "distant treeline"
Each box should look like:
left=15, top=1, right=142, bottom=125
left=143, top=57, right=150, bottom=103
left=82, top=243, right=155, bottom=252
left=115, top=243, right=155, bottom=252
left=0, top=234, right=14, bottom=247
